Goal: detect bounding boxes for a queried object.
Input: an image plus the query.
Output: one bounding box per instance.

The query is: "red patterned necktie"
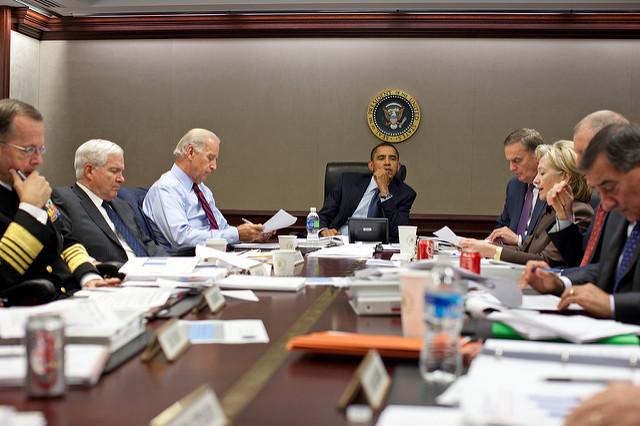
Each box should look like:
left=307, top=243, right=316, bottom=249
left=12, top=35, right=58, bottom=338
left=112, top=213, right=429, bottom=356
left=192, top=183, right=219, bottom=230
left=579, top=205, right=606, bottom=266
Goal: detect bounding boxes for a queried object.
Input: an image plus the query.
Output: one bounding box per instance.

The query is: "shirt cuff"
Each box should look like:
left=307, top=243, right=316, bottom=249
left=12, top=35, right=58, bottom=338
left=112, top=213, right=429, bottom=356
left=216, top=226, right=240, bottom=244
left=493, top=246, right=503, bottom=260
left=80, top=273, right=102, bottom=287
left=559, top=275, right=572, bottom=290
left=380, top=194, right=393, bottom=202
left=517, top=234, right=522, bottom=247
left=19, top=202, right=48, bottom=225
left=556, top=218, right=574, bottom=231
left=609, top=295, right=616, bottom=318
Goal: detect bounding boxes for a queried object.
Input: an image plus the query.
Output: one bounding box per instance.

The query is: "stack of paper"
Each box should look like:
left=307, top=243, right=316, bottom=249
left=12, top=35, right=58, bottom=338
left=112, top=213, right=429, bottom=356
left=0, top=406, right=46, bottom=426
left=195, top=246, right=262, bottom=271
left=0, top=344, right=110, bottom=387
left=217, top=275, right=304, bottom=292
left=307, top=243, right=376, bottom=259
left=0, top=299, right=145, bottom=352
left=487, top=310, right=640, bottom=343
left=120, top=256, right=228, bottom=283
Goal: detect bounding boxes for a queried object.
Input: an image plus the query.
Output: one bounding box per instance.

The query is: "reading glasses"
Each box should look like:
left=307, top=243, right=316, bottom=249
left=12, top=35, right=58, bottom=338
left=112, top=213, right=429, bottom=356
left=0, top=141, right=47, bottom=156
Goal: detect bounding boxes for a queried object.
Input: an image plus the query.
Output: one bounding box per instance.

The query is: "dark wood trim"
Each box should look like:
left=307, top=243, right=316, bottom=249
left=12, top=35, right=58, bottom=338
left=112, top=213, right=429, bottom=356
left=10, top=10, right=640, bottom=40
left=222, top=209, right=495, bottom=239
left=0, top=7, right=11, bottom=98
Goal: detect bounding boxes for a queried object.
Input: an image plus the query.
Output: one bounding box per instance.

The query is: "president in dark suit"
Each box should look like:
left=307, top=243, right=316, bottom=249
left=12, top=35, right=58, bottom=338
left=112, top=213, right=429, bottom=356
left=318, top=142, right=416, bottom=243
left=522, top=123, right=640, bottom=324
left=52, top=139, right=166, bottom=263
left=492, top=128, right=547, bottom=245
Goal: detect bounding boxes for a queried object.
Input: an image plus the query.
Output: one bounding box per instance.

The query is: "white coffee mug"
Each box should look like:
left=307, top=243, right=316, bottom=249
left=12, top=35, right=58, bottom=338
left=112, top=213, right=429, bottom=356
left=278, top=235, right=298, bottom=250
left=398, top=225, right=418, bottom=257
left=399, top=270, right=430, bottom=338
left=206, top=238, right=227, bottom=252
left=272, top=249, right=297, bottom=276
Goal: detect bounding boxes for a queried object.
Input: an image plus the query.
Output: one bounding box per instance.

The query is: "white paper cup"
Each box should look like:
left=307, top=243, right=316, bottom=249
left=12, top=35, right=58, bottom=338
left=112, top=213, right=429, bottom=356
left=278, top=235, right=298, bottom=250
left=398, top=225, right=418, bottom=257
left=206, top=238, right=227, bottom=252
left=399, top=270, right=430, bottom=338
left=272, top=249, right=297, bottom=276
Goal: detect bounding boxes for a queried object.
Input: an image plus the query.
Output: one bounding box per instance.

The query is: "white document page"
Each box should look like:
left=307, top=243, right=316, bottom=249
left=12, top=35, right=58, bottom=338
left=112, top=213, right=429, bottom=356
left=307, top=243, right=376, bottom=259
left=433, top=226, right=462, bottom=246
left=220, top=290, right=258, bottom=302
left=179, top=320, right=269, bottom=344
left=0, top=406, right=46, bottom=426
left=233, top=242, right=281, bottom=250
left=262, top=209, right=297, bottom=233
left=520, top=295, right=583, bottom=311
left=119, top=257, right=199, bottom=277
left=377, top=406, right=462, bottom=426
left=74, top=287, right=172, bottom=311
left=0, top=344, right=110, bottom=387
left=196, top=245, right=262, bottom=270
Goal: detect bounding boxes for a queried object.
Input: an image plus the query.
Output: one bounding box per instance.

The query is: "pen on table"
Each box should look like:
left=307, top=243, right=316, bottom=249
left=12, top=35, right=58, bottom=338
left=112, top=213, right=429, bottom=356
left=544, top=377, right=620, bottom=384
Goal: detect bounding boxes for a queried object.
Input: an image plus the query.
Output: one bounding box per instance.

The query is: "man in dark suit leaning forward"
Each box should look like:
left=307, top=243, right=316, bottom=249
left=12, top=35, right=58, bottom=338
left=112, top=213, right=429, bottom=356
left=318, top=142, right=416, bottom=243
left=53, top=139, right=166, bottom=263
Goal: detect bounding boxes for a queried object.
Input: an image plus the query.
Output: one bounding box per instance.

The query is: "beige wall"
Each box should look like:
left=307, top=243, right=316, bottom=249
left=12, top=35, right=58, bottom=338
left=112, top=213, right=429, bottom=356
left=10, top=30, right=39, bottom=107
left=30, top=38, right=640, bottom=215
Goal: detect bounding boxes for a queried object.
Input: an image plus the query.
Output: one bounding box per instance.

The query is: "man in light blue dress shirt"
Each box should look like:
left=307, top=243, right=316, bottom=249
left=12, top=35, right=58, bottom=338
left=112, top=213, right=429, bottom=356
left=143, top=128, right=266, bottom=249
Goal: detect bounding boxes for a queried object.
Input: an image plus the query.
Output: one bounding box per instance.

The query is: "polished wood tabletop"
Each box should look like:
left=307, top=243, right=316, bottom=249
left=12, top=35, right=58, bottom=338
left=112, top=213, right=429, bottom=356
left=0, top=256, right=410, bottom=425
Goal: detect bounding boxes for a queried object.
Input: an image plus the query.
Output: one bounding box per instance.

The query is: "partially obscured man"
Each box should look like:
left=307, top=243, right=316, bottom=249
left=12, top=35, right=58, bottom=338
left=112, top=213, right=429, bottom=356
left=490, top=128, right=546, bottom=245
left=143, top=128, right=266, bottom=249
left=0, top=99, right=117, bottom=302
left=318, top=142, right=416, bottom=243
left=565, top=383, right=640, bottom=426
left=53, top=139, right=166, bottom=263
left=522, top=123, right=640, bottom=324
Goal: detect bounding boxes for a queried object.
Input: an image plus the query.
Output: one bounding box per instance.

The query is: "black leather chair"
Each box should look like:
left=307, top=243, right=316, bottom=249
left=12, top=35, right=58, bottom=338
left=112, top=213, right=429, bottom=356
left=0, top=279, right=57, bottom=307
left=117, top=186, right=156, bottom=243
left=324, top=162, right=407, bottom=199
left=117, top=187, right=196, bottom=257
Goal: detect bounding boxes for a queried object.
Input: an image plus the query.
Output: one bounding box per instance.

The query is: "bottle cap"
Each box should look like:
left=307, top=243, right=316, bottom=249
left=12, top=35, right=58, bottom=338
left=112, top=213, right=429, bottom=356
left=346, top=404, right=372, bottom=424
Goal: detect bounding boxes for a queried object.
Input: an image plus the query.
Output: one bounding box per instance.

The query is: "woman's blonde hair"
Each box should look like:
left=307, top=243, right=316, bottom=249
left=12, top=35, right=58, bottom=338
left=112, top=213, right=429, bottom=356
left=535, top=140, right=591, bottom=203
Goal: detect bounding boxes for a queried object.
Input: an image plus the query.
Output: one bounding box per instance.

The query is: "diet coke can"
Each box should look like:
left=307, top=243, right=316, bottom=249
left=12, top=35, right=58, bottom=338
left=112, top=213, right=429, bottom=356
left=460, top=249, right=481, bottom=274
left=417, top=239, right=435, bottom=260
left=26, top=313, right=65, bottom=397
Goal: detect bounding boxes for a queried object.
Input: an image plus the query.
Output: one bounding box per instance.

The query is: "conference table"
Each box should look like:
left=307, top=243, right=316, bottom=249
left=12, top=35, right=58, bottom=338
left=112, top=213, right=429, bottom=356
left=0, top=255, right=420, bottom=426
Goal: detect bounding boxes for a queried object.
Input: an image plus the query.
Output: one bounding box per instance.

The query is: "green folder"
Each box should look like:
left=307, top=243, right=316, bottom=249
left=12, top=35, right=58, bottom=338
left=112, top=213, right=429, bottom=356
left=491, top=321, right=640, bottom=345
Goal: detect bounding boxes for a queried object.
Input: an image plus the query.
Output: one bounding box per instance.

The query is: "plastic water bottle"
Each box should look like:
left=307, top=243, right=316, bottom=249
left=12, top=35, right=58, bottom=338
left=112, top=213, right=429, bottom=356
left=419, top=264, right=464, bottom=384
left=306, top=207, right=320, bottom=240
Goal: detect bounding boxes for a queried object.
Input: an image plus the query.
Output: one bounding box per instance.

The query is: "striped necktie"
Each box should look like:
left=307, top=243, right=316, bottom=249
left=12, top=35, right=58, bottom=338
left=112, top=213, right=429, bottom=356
left=193, top=183, right=219, bottom=230
left=613, top=223, right=640, bottom=293
left=102, top=201, right=148, bottom=257
left=580, top=205, right=606, bottom=266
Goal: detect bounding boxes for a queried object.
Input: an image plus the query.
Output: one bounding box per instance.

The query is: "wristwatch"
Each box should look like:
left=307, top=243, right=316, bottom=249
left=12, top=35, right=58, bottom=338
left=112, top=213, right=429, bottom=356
left=379, top=192, right=392, bottom=201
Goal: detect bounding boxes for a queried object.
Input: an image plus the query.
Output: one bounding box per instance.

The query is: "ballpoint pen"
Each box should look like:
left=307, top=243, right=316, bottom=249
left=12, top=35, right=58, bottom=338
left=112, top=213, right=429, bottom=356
left=241, top=218, right=254, bottom=225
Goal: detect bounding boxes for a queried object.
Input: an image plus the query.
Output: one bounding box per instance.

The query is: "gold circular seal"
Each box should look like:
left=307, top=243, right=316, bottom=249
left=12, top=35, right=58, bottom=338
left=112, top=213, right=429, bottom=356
left=367, top=89, right=421, bottom=143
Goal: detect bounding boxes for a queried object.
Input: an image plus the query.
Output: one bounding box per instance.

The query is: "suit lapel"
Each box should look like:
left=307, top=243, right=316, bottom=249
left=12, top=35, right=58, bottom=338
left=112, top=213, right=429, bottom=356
left=71, top=185, right=121, bottom=246
left=598, top=216, right=628, bottom=292
left=527, top=198, right=547, bottom=234
left=617, top=222, right=640, bottom=291
left=520, top=207, right=553, bottom=251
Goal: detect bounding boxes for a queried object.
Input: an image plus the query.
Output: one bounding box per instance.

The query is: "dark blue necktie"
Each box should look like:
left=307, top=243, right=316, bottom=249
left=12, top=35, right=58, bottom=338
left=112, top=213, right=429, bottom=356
left=367, top=188, right=380, bottom=218
left=614, top=223, right=640, bottom=293
left=102, top=201, right=148, bottom=257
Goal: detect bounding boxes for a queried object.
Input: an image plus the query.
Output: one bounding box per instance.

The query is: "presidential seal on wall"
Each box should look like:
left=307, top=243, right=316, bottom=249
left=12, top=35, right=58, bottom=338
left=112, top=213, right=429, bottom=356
left=367, top=89, right=420, bottom=143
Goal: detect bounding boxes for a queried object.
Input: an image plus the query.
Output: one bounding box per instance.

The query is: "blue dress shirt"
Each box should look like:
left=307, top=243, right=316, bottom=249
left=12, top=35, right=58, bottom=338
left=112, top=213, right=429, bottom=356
left=142, top=164, right=239, bottom=249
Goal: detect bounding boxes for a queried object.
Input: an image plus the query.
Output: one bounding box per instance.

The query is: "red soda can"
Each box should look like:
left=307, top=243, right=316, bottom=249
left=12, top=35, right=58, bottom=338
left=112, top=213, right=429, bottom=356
left=460, top=249, right=481, bottom=274
left=26, top=313, right=65, bottom=398
left=417, top=239, right=435, bottom=260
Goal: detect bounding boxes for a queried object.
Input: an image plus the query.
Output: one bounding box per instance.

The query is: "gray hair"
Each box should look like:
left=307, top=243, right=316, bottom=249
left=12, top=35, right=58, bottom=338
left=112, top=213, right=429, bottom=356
left=0, top=99, right=43, bottom=141
left=574, top=110, right=629, bottom=137
left=580, top=123, right=640, bottom=174
left=173, top=128, right=219, bottom=158
left=503, top=128, right=544, bottom=152
left=74, top=139, right=124, bottom=180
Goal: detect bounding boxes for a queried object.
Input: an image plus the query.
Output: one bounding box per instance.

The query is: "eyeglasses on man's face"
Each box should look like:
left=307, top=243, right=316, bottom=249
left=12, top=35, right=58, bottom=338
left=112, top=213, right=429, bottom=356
left=0, top=141, right=47, bottom=156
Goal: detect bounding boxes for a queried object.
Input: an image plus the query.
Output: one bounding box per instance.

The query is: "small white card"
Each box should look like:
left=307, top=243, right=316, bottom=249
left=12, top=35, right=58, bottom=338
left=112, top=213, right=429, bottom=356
left=203, top=286, right=226, bottom=313
left=338, top=350, right=391, bottom=411
left=150, top=384, right=227, bottom=426
left=142, top=318, right=190, bottom=363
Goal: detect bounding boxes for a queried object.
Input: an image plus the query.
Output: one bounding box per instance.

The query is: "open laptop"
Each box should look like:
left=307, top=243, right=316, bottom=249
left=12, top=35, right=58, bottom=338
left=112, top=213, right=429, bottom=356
left=348, top=217, right=389, bottom=244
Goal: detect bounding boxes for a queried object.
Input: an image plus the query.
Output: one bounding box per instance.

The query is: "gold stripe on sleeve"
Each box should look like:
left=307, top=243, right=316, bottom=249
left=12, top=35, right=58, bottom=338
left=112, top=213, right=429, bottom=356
left=61, top=243, right=91, bottom=272
left=0, top=222, right=44, bottom=274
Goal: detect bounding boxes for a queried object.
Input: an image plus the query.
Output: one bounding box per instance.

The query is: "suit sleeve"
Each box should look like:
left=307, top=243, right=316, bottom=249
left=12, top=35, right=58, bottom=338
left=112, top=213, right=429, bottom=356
left=613, top=293, right=640, bottom=324
left=495, top=182, right=512, bottom=229
left=318, top=179, right=343, bottom=230
left=499, top=239, right=564, bottom=266
left=379, top=184, right=416, bottom=243
left=0, top=210, right=51, bottom=289
left=547, top=202, right=594, bottom=267
left=563, top=263, right=600, bottom=284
